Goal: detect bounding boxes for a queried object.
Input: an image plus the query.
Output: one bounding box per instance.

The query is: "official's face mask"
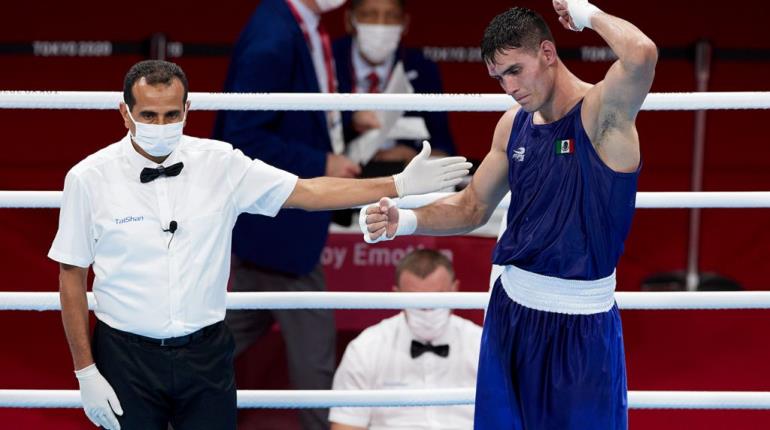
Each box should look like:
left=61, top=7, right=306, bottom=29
left=354, top=21, right=403, bottom=64
left=316, top=0, right=346, bottom=13
left=126, top=108, right=185, bottom=157
left=404, top=308, right=451, bottom=342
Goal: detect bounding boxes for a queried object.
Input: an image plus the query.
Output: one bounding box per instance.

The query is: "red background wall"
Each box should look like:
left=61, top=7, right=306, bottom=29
left=1, top=0, right=769, bottom=428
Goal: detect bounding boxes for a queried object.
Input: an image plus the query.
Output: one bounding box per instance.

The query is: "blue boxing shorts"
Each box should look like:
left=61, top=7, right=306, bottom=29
left=475, top=266, right=628, bottom=430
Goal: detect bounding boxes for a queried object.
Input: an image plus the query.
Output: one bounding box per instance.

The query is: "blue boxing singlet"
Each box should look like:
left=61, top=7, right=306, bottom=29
left=491, top=101, right=640, bottom=280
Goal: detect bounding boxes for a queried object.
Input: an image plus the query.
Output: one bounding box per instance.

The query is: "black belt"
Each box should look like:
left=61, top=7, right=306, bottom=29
left=99, top=320, right=223, bottom=347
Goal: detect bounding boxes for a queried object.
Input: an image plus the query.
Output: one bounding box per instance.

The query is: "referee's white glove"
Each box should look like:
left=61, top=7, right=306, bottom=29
left=75, top=364, right=123, bottom=430
left=392, top=141, right=472, bottom=197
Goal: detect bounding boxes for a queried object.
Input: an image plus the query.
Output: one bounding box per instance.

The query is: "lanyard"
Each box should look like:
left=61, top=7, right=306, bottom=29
left=286, top=0, right=336, bottom=93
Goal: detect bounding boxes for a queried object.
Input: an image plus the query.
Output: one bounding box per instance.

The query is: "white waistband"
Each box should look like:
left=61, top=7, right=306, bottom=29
left=499, top=265, right=616, bottom=315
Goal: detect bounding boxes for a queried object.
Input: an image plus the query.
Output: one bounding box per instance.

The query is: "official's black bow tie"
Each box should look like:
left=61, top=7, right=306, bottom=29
left=410, top=340, right=450, bottom=359
left=140, top=162, right=184, bottom=183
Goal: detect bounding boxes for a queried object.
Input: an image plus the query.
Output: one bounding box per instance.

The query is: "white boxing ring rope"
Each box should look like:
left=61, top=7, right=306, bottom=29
left=3, top=291, right=770, bottom=312
left=400, top=191, right=770, bottom=210
left=1, top=91, right=770, bottom=111
left=5, top=190, right=770, bottom=209
left=2, top=90, right=770, bottom=413
left=3, top=389, right=770, bottom=410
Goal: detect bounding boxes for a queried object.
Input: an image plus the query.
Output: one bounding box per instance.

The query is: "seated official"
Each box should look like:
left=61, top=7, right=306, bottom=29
left=330, top=249, right=481, bottom=430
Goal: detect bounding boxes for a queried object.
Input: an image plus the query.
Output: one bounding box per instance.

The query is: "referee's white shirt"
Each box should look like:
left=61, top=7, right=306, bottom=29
left=48, top=134, right=297, bottom=339
left=330, top=312, right=482, bottom=430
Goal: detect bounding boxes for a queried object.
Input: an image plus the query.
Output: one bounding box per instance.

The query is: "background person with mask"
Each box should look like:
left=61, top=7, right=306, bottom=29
left=213, top=0, right=354, bottom=428
left=329, top=249, right=481, bottom=430
left=333, top=0, right=456, bottom=164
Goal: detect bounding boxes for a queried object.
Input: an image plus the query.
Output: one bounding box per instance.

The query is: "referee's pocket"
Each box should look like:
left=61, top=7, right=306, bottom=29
left=185, top=211, right=224, bottom=264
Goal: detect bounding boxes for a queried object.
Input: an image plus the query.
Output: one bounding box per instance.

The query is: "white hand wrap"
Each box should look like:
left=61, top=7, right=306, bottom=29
left=392, top=141, right=472, bottom=197
left=359, top=198, right=417, bottom=244
left=75, top=364, right=123, bottom=430
left=566, top=0, right=601, bottom=31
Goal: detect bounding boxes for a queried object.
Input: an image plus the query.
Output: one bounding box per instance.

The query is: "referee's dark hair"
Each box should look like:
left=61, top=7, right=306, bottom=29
left=123, top=60, right=189, bottom=110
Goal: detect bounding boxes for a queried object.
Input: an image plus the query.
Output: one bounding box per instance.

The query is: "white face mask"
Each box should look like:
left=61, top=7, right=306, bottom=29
left=126, top=108, right=185, bottom=157
left=316, top=0, right=346, bottom=13
left=404, top=308, right=451, bottom=342
left=354, top=21, right=403, bottom=64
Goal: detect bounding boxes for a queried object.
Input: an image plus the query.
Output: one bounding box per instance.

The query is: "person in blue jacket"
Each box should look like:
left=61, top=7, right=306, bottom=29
left=212, top=0, right=354, bottom=429
left=333, top=0, right=455, bottom=162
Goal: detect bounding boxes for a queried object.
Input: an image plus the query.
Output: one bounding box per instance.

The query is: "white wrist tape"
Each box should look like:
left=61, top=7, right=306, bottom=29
left=395, top=209, right=418, bottom=237
left=359, top=201, right=418, bottom=244
left=567, top=0, right=601, bottom=31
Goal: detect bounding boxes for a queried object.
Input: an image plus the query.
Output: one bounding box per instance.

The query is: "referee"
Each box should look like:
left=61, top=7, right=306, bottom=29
left=48, top=60, right=470, bottom=430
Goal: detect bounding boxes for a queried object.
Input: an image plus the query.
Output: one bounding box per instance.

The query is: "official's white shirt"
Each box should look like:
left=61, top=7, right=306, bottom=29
left=352, top=40, right=395, bottom=94
left=48, top=134, right=297, bottom=338
left=351, top=43, right=399, bottom=152
left=330, top=312, right=482, bottom=430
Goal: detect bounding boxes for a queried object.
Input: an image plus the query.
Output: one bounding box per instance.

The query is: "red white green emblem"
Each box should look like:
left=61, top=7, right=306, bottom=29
left=555, top=138, right=575, bottom=154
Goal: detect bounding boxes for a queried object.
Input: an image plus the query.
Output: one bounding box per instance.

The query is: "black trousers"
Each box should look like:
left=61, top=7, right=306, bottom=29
left=225, top=258, right=334, bottom=430
left=92, top=319, right=237, bottom=430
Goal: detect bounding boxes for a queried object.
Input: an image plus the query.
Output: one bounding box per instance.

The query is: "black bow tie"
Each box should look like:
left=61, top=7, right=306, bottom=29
left=410, top=340, right=449, bottom=359
left=140, top=162, right=184, bottom=183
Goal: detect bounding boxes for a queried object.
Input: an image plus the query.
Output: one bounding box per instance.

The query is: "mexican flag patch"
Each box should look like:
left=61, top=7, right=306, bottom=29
left=555, top=138, right=575, bottom=154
